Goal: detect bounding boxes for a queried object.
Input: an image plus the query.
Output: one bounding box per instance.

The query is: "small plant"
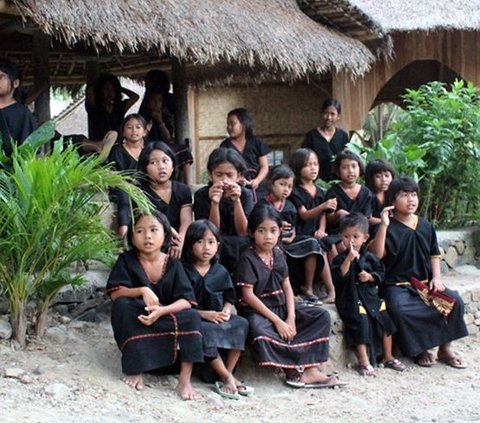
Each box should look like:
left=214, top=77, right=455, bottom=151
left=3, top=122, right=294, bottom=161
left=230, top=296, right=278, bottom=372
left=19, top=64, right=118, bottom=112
left=0, top=122, right=151, bottom=347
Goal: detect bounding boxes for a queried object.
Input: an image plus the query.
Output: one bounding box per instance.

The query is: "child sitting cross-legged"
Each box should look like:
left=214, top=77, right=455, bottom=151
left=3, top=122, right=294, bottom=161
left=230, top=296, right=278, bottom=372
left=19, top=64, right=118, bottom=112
left=332, top=213, right=406, bottom=376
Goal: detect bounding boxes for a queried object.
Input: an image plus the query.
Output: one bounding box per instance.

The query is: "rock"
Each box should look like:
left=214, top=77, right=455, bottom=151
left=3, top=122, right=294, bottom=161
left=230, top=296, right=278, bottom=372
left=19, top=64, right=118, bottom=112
left=19, top=374, right=34, bottom=384
left=466, top=303, right=478, bottom=314
left=474, top=318, right=480, bottom=326
left=5, top=368, right=25, bottom=379
left=444, top=247, right=458, bottom=268
left=471, top=289, right=480, bottom=302
left=440, top=261, right=449, bottom=274
left=454, top=240, right=465, bottom=255
left=45, top=326, right=68, bottom=344
left=45, top=383, right=70, bottom=400
left=68, top=320, right=90, bottom=330
left=467, top=324, right=479, bottom=336
left=33, top=365, right=44, bottom=375
left=0, top=318, right=12, bottom=339
left=464, top=313, right=475, bottom=325
left=475, top=310, right=480, bottom=319
left=458, top=246, right=476, bottom=266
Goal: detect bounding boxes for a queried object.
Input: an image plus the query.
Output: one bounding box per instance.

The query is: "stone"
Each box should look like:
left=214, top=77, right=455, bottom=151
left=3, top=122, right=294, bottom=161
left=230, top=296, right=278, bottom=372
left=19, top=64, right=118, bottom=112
left=475, top=311, right=480, bottom=319
left=439, top=261, right=449, bottom=275
left=472, top=289, right=480, bottom=302
left=466, top=303, right=478, bottom=314
left=0, top=318, right=12, bottom=339
left=5, top=368, right=25, bottom=379
left=438, top=246, right=445, bottom=259
left=467, top=324, right=479, bottom=336
left=45, top=383, right=70, bottom=400
left=475, top=318, right=480, bottom=326
left=454, top=240, right=465, bottom=255
left=464, top=313, right=475, bottom=325
left=444, top=246, right=458, bottom=268
left=45, top=326, right=68, bottom=344
left=458, top=246, right=477, bottom=266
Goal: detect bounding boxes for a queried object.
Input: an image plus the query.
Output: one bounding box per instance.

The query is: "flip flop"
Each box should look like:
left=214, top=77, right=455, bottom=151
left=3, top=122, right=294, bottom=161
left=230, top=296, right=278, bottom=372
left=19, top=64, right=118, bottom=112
left=301, top=294, right=323, bottom=306
left=414, top=352, right=435, bottom=367
left=383, top=358, right=407, bottom=372
left=285, top=375, right=347, bottom=389
left=356, top=364, right=376, bottom=377
left=437, top=353, right=467, bottom=369
left=236, top=382, right=255, bottom=397
left=214, top=381, right=240, bottom=400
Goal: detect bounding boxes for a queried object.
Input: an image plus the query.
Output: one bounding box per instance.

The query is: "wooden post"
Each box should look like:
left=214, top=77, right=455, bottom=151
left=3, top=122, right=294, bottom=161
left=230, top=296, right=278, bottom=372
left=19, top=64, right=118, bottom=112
left=32, top=32, right=51, bottom=125
left=172, top=58, right=190, bottom=147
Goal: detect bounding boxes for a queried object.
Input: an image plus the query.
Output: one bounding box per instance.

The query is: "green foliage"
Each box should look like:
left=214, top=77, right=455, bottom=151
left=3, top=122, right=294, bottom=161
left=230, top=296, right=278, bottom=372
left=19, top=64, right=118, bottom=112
left=0, top=123, right=151, bottom=346
left=356, top=80, right=480, bottom=227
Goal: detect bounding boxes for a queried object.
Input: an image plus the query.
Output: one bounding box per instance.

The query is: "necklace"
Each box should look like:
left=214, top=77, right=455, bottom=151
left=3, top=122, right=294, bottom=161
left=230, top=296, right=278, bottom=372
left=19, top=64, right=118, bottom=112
left=256, top=249, right=274, bottom=269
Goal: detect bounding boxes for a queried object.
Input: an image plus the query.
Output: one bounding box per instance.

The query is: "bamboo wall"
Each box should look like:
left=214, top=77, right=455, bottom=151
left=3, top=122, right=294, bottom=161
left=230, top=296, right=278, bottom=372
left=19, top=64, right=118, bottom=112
left=191, top=82, right=330, bottom=183
left=333, top=30, right=480, bottom=130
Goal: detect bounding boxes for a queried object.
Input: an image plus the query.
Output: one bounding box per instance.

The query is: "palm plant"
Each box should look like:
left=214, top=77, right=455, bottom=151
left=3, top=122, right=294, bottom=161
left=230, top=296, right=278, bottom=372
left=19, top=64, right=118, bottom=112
left=0, top=122, right=151, bottom=347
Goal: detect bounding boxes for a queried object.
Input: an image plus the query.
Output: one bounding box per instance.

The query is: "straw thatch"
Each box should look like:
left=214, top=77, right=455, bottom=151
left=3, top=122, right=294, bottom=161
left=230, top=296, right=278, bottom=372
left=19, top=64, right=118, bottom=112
left=347, top=0, right=480, bottom=32
left=11, top=0, right=375, bottom=80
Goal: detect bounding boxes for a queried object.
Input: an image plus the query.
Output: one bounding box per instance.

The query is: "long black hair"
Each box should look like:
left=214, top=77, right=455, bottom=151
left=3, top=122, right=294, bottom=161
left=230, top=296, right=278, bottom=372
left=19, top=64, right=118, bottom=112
left=181, top=220, right=221, bottom=265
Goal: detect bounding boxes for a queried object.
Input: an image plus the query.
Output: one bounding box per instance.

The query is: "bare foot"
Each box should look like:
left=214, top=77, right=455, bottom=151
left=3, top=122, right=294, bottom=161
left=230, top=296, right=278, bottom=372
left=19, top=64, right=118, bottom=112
left=300, top=367, right=331, bottom=384
left=324, top=294, right=336, bottom=304
left=176, top=380, right=201, bottom=401
left=437, top=349, right=467, bottom=369
left=122, top=374, right=144, bottom=390
left=415, top=351, right=436, bottom=367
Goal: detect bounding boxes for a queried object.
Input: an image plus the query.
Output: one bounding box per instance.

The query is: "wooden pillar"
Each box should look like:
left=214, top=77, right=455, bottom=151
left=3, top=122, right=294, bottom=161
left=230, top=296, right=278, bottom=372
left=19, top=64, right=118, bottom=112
left=32, top=32, right=50, bottom=125
left=172, top=58, right=190, bottom=147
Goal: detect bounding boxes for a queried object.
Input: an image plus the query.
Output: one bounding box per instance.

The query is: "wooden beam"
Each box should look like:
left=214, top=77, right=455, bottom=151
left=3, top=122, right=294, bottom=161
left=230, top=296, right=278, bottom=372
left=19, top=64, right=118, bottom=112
left=32, top=31, right=51, bottom=125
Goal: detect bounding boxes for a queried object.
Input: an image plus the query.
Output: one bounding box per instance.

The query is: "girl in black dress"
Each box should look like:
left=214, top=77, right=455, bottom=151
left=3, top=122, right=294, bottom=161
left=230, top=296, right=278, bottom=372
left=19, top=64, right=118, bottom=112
left=107, top=210, right=203, bottom=399
left=182, top=220, right=252, bottom=399
left=236, top=205, right=346, bottom=388
left=302, top=98, right=349, bottom=182
left=289, top=148, right=337, bottom=303
left=365, top=159, right=396, bottom=227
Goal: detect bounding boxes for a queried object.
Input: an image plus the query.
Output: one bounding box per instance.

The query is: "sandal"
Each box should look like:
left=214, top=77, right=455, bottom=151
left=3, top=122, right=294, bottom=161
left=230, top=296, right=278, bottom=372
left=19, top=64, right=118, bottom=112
left=383, top=358, right=406, bottom=372
left=236, top=382, right=255, bottom=397
left=357, top=364, right=376, bottom=377
left=414, top=351, right=435, bottom=367
left=437, top=352, right=467, bottom=369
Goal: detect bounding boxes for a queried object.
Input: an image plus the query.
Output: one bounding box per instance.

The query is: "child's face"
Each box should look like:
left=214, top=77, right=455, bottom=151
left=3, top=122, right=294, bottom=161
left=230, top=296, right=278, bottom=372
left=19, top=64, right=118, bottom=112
left=101, top=81, right=116, bottom=103
left=300, top=153, right=319, bottom=182
left=123, top=118, right=147, bottom=143
left=192, top=229, right=219, bottom=265
left=270, top=177, right=294, bottom=200
left=0, top=71, right=18, bottom=97
left=339, top=159, right=360, bottom=184
left=341, top=225, right=369, bottom=252
left=322, top=106, right=340, bottom=128
left=209, top=162, right=240, bottom=185
left=373, top=171, right=393, bottom=193
left=252, top=218, right=280, bottom=253
left=146, top=149, right=174, bottom=183
left=226, top=114, right=245, bottom=139
left=132, top=215, right=165, bottom=253
left=148, top=93, right=163, bottom=113
left=393, top=190, right=419, bottom=215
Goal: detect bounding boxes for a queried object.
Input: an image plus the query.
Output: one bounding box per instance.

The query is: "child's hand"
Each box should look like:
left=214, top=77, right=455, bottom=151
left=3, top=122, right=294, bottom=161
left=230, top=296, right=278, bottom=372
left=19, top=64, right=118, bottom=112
left=141, top=287, right=160, bottom=308
left=322, top=198, right=337, bottom=212
left=224, top=182, right=241, bottom=202
left=285, top=316, right=297, bottom=339
left=429, top=277, right=445, bottom=293
left=209, top=182, right=224, bottom=204
left=169, top=229, right=183, bottom=258
left=314, top=229, right=328, bottom=239
left=274, top=319, right=296, bottom=342
left=249, top=178, right=259, bottom=190
left=380, top=206, right=395, bottom=227
left=138, top=305, right=162, bottom=326
left=201, top=310, right=229, bottom=324
left=358, top=270, right=374, bottom=283
left=346, top=242, right=359, bottom=262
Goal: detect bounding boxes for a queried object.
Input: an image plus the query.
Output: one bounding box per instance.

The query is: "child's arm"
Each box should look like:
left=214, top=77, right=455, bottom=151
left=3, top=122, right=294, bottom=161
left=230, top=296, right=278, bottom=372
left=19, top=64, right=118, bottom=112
left=110, top=286, right=159, bottom=307
left=369, top=206, right=394, bottom=258
left=250, top=155, right=269, bottom=190
left=229, top=183, right=249, bottom=235
left=241, top=286, right=295, bottom=341
left=207, top=182, right=224, bottom=228
left=340, top=243, right=358, bottom=277
left=139, top=298, right=191, bottom=326
left=297, top=198, right=337, bottom=222
left=429, top=257, right=446, bottom=292
left=121, top=86, right=140, bottom=112
left=170, top=206, right=193, bottom=258
left=314, top=213, right=328, bottom=238
left=281, top=277, right=297, bottom=339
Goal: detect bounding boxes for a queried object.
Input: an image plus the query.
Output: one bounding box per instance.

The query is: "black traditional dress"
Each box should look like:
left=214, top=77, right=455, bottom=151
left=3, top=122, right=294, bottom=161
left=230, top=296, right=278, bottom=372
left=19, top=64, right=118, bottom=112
left=0, top=102, right=36, bottom=156
left=332, top=250, right=396, bottom=364
left=380, top=216, right=468, bottom=357
left=326, top=184, right=373, bottom=234
left=301, top=128, right=349, bottom=182
left=183, top=262, right=249, bottom=360
left=193, top=185, right=253, bottom=273
left=107, top=251, right=204, bottom=375
left=236, top=247, right=330, bottom=369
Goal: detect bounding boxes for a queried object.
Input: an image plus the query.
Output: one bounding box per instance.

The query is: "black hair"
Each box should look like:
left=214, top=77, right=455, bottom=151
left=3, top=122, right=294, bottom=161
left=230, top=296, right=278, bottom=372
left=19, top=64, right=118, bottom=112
left=248, top=204, right=282, bottom=235
left=141, top=86, right=164, bottom=118
left=338, top=212, right=369, bottom=234
left=0, top=59, right=21, bottom=95
left=144, top=70, right=170, bottom=94
left=365, top=159, right=396, bottom=192
left=181, top=219, right=221, bottom=265
left=227, top=108, right=255, bottom=140
left=137, top=141, right=177, bottom=180
left=386, top=176, right=419, bottom=206
left=121, top=113, right=148, bottom=134
left=266, top=164, right=295, bottom=191
left=289, top=148, right=318, bottom=184
left=207, top=147, right=247, bottom=175
left=127, top=209, right=172, bottom=252
left=321, top=98, right=342, bottom=114
left=334, top=150, right=365, bottom=177
left=93, top=73, right=122, bottom=105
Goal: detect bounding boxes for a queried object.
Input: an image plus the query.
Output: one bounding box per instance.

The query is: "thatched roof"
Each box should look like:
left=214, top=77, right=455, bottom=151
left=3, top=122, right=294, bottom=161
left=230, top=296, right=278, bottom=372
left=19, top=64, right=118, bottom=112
left=9, top=0, right=375, bottom=81
left=346, top=0, right=480, bottom=32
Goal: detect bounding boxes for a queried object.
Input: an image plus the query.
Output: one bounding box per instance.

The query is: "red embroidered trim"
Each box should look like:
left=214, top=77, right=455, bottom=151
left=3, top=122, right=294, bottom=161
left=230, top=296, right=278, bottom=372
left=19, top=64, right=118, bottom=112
left=253, top=335, right=329, bottom=349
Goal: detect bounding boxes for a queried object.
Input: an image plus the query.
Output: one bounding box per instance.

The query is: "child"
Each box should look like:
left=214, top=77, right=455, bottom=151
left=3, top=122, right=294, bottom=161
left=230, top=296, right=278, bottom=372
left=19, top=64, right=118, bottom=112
left=193, top=147, right=254, bottom=273
left=332, top=213, right=405, bottom=376
left=117, top=142, right=193, bottom=254
left=0, top=59, right=36, bottom=156
left=108, top=114, right=148, bottom=172
left=289, top=148, right=337, bottom=303
left=302, top=98, right=349, bottom=182
left=182, top=220, right=252, bottom=399
left=326, top=150, right=373, bottom=235
left=220, top=108, right=270, bottom=196
left=236, top=205, right=346, bottom=389
left=370, top=177, right=468, bottom=368
left=365, top=159, right=396, bottom=227
left=106, top=210, right=203, bottom=400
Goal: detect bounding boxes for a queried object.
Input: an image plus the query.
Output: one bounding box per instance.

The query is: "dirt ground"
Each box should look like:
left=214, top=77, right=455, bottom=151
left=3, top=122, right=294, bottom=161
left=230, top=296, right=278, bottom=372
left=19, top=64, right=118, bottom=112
left=1, top=311, right=479, bottom=423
